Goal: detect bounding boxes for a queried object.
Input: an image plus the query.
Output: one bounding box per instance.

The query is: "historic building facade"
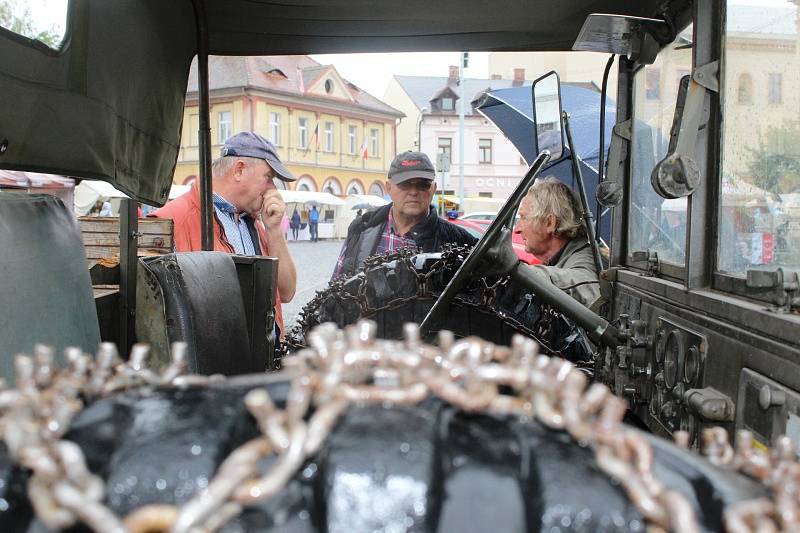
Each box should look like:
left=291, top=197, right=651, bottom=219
left=175, top=56, right=404, bottom=197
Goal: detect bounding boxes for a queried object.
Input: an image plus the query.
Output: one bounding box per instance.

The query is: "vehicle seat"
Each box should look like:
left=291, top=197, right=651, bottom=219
left=137, top=252, right=266, bottom=376
left=0, top=191, right=101, bottom=379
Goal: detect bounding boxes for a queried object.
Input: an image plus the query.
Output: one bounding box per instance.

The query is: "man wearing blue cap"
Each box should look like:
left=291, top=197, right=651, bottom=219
left=155, top=132, right=297, bottom=331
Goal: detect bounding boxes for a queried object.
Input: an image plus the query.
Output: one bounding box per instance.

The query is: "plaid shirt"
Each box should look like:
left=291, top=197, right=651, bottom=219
left=333, top=208, right=418, bottom=278
left=212, top=193, right=256, bottom=255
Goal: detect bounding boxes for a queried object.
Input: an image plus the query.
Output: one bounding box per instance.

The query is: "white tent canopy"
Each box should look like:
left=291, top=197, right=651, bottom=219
left=74, top=180, right=190, bottom=215
left=279, top=190, right=345, bottom=205
left=346, top=194, right=389, bottom=208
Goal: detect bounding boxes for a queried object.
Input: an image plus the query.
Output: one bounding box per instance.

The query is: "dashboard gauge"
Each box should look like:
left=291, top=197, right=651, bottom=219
left=683, top=345, right=701, bottom=385
left=663, top=329, right=685, bottom=390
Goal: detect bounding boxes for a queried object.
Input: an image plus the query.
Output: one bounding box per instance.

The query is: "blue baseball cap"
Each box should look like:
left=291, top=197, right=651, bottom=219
left=221, top=132, right=296, bottom=182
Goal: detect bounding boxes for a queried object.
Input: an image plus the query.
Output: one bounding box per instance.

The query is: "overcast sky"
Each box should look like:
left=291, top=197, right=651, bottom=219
left=310, top=52, right=490, bottom=99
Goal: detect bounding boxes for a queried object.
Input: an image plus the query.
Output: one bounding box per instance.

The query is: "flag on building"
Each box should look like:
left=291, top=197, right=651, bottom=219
left=310, top=122, right=319, bottom=149
left=359, top=137, right=369, bottom=159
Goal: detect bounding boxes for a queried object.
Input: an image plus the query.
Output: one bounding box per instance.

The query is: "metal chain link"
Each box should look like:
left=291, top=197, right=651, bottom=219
left=2, top=323, right=799, bottom=532
left=156, top=319, right=704, bottom=532
left=0, top=341, right=221, bottom=533
left=674, top=427, right=800, bottom=532
left=281, top=244, right=578, bottom=361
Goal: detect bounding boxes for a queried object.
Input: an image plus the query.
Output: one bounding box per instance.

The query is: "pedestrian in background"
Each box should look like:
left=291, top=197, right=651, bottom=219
left=290, top=208, right=301, bottom=240
left=280, top=212, right=290, bottom=240
left=309, top=205, right=320, bottom=242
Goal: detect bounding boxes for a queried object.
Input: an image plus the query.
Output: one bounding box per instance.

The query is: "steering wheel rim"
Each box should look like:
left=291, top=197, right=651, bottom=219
left=420, top=151, right=552, bottom=336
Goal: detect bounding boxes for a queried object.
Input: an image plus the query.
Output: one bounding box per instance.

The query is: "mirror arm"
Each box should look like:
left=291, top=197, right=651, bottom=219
left=562, top=111, right=605, bottom=275
left=605, top=119, right=631, bottom=186
left=650, top=61, right=718, bottom=199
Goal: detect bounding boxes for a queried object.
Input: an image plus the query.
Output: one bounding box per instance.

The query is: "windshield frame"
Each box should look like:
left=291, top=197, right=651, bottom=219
left=623, top=19, right=697, bottom=282
left=711, top=0, right=800, bottom=304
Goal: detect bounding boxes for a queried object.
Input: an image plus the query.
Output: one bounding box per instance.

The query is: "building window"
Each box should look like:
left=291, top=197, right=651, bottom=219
left=441, top=97, right=454, bottom=111
left=324, top=122, right=334, bottom=152
left=269, top=112, right=281, bottom=146
left=738, top=73, right=753, bottom=104
left=645, top=69, right=661, bottom=100
left=298, top=117, right=308, bottom=149
left=370, top=128, right=380, bottom=157
left=768, top=73, right=782, bottom=104
left=348, top=125, right=357, bottom=154
left=189, top=114, right=199, bottom=146
left=438, top=137, right=452, bottom=164
left=218, top=111, right=232, bottom=144
left=478, top=138, right=492, bottom=164
left=324, top=79, right=334, bottom=94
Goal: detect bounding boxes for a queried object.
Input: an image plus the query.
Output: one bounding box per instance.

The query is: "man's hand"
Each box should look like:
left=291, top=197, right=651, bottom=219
left=483, top=226, right=520, bottom=277
left=259, top=189, right=286, bottom=231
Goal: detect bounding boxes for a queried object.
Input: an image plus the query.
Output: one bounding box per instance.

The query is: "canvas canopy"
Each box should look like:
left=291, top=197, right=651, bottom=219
left=0, top=0, right=663, bottom=206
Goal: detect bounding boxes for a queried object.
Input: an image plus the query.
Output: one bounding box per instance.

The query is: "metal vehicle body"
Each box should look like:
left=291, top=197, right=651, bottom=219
left=0, top=0, right=798, bottom=477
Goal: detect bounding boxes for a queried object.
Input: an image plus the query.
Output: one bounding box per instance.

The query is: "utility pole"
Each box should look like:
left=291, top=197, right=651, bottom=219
left=458, top=52, right=468, bottom=214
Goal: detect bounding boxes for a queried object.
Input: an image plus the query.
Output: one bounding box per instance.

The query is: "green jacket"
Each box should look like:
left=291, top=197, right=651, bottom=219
left=529, top=233, right=602, bottom=310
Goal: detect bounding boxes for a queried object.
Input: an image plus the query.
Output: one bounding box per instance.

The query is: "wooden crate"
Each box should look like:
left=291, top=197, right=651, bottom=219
left=78, top=217, right=174, bottom=267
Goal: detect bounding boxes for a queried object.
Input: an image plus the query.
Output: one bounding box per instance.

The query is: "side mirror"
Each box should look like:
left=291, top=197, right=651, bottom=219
left=531, top=71, right=565, bottom=161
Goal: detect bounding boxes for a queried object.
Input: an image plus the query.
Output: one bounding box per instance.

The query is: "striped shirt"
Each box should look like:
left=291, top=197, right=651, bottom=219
left=333, top=207, right=418, bottom=277
left=212, top=193, right=256, bottom=255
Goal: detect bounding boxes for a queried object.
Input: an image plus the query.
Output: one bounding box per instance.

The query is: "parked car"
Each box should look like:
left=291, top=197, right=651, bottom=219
left=458, top=211, right=498, bottom=221
left=449, top=218, right=540, bottom=264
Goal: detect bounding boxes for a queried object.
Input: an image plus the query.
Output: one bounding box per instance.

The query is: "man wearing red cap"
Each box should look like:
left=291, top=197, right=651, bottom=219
left=332, top=151, right=476, bottom=278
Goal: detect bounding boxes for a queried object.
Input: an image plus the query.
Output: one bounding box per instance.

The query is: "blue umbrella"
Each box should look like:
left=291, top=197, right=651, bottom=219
left=474, top=84, right=617, bottom=242
left=474, top=84, right=616, bottom=167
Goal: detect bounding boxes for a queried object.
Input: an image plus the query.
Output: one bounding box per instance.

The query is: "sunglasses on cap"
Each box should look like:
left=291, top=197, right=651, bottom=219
left=396, top=179, right=434, bottom=191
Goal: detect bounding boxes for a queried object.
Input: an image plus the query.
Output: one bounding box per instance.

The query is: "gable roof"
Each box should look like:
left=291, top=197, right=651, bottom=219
left=395, top=75, right=601, bottom=116
left=187, top=56, right=403, bottom=118
left=394, top=76, right=519, bottom=116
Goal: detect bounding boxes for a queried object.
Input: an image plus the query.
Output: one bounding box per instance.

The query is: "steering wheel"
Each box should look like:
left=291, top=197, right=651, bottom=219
left=420, top=151, right=551, bottom=336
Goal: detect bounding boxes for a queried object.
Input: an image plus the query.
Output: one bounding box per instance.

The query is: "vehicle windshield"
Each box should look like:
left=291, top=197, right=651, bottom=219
left=628, top=25, right=694, bottom=267
left=717, top=0, right=800, bottom=275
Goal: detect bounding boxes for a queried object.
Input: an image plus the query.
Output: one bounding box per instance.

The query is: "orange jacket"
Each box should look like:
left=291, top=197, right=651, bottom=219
left=153, top=182, right=285, bottom=335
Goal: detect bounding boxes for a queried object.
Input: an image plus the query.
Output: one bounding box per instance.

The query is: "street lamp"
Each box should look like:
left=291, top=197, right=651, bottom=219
left=416, top=106, right=428, bottom=151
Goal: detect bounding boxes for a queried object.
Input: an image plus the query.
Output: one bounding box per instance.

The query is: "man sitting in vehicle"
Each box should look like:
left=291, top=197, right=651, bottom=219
left=332, top=151, right=477, bottom=278
left=497, top=177, right=601, bottom=309
left=154, top=132, right=297, bottom=332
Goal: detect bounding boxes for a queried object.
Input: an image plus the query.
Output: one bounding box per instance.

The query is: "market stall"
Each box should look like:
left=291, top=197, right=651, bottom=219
left=74, top=180, right=190, bottom=216
left=279, top=190, right=345, bottom=240
left=334, top=194, right=390, bottom=237
left=0, top=170, right=75, bottom=207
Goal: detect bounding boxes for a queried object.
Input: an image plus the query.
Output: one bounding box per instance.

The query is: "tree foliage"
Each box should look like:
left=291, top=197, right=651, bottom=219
left=746, top=121, right=800, bottom=193
left=0, top=0, right=61, bottom=48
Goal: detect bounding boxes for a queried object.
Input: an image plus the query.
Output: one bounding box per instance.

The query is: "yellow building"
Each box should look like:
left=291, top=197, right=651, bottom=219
left=175, top=56, right=404, bottom=197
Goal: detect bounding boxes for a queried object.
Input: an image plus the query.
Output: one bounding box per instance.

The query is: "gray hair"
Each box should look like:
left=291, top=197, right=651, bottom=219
left=211, top=156, right=237, bottom=178
left=523, top=177, right=583, bottom=239
left=211, top=155, right=263, bottom=178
